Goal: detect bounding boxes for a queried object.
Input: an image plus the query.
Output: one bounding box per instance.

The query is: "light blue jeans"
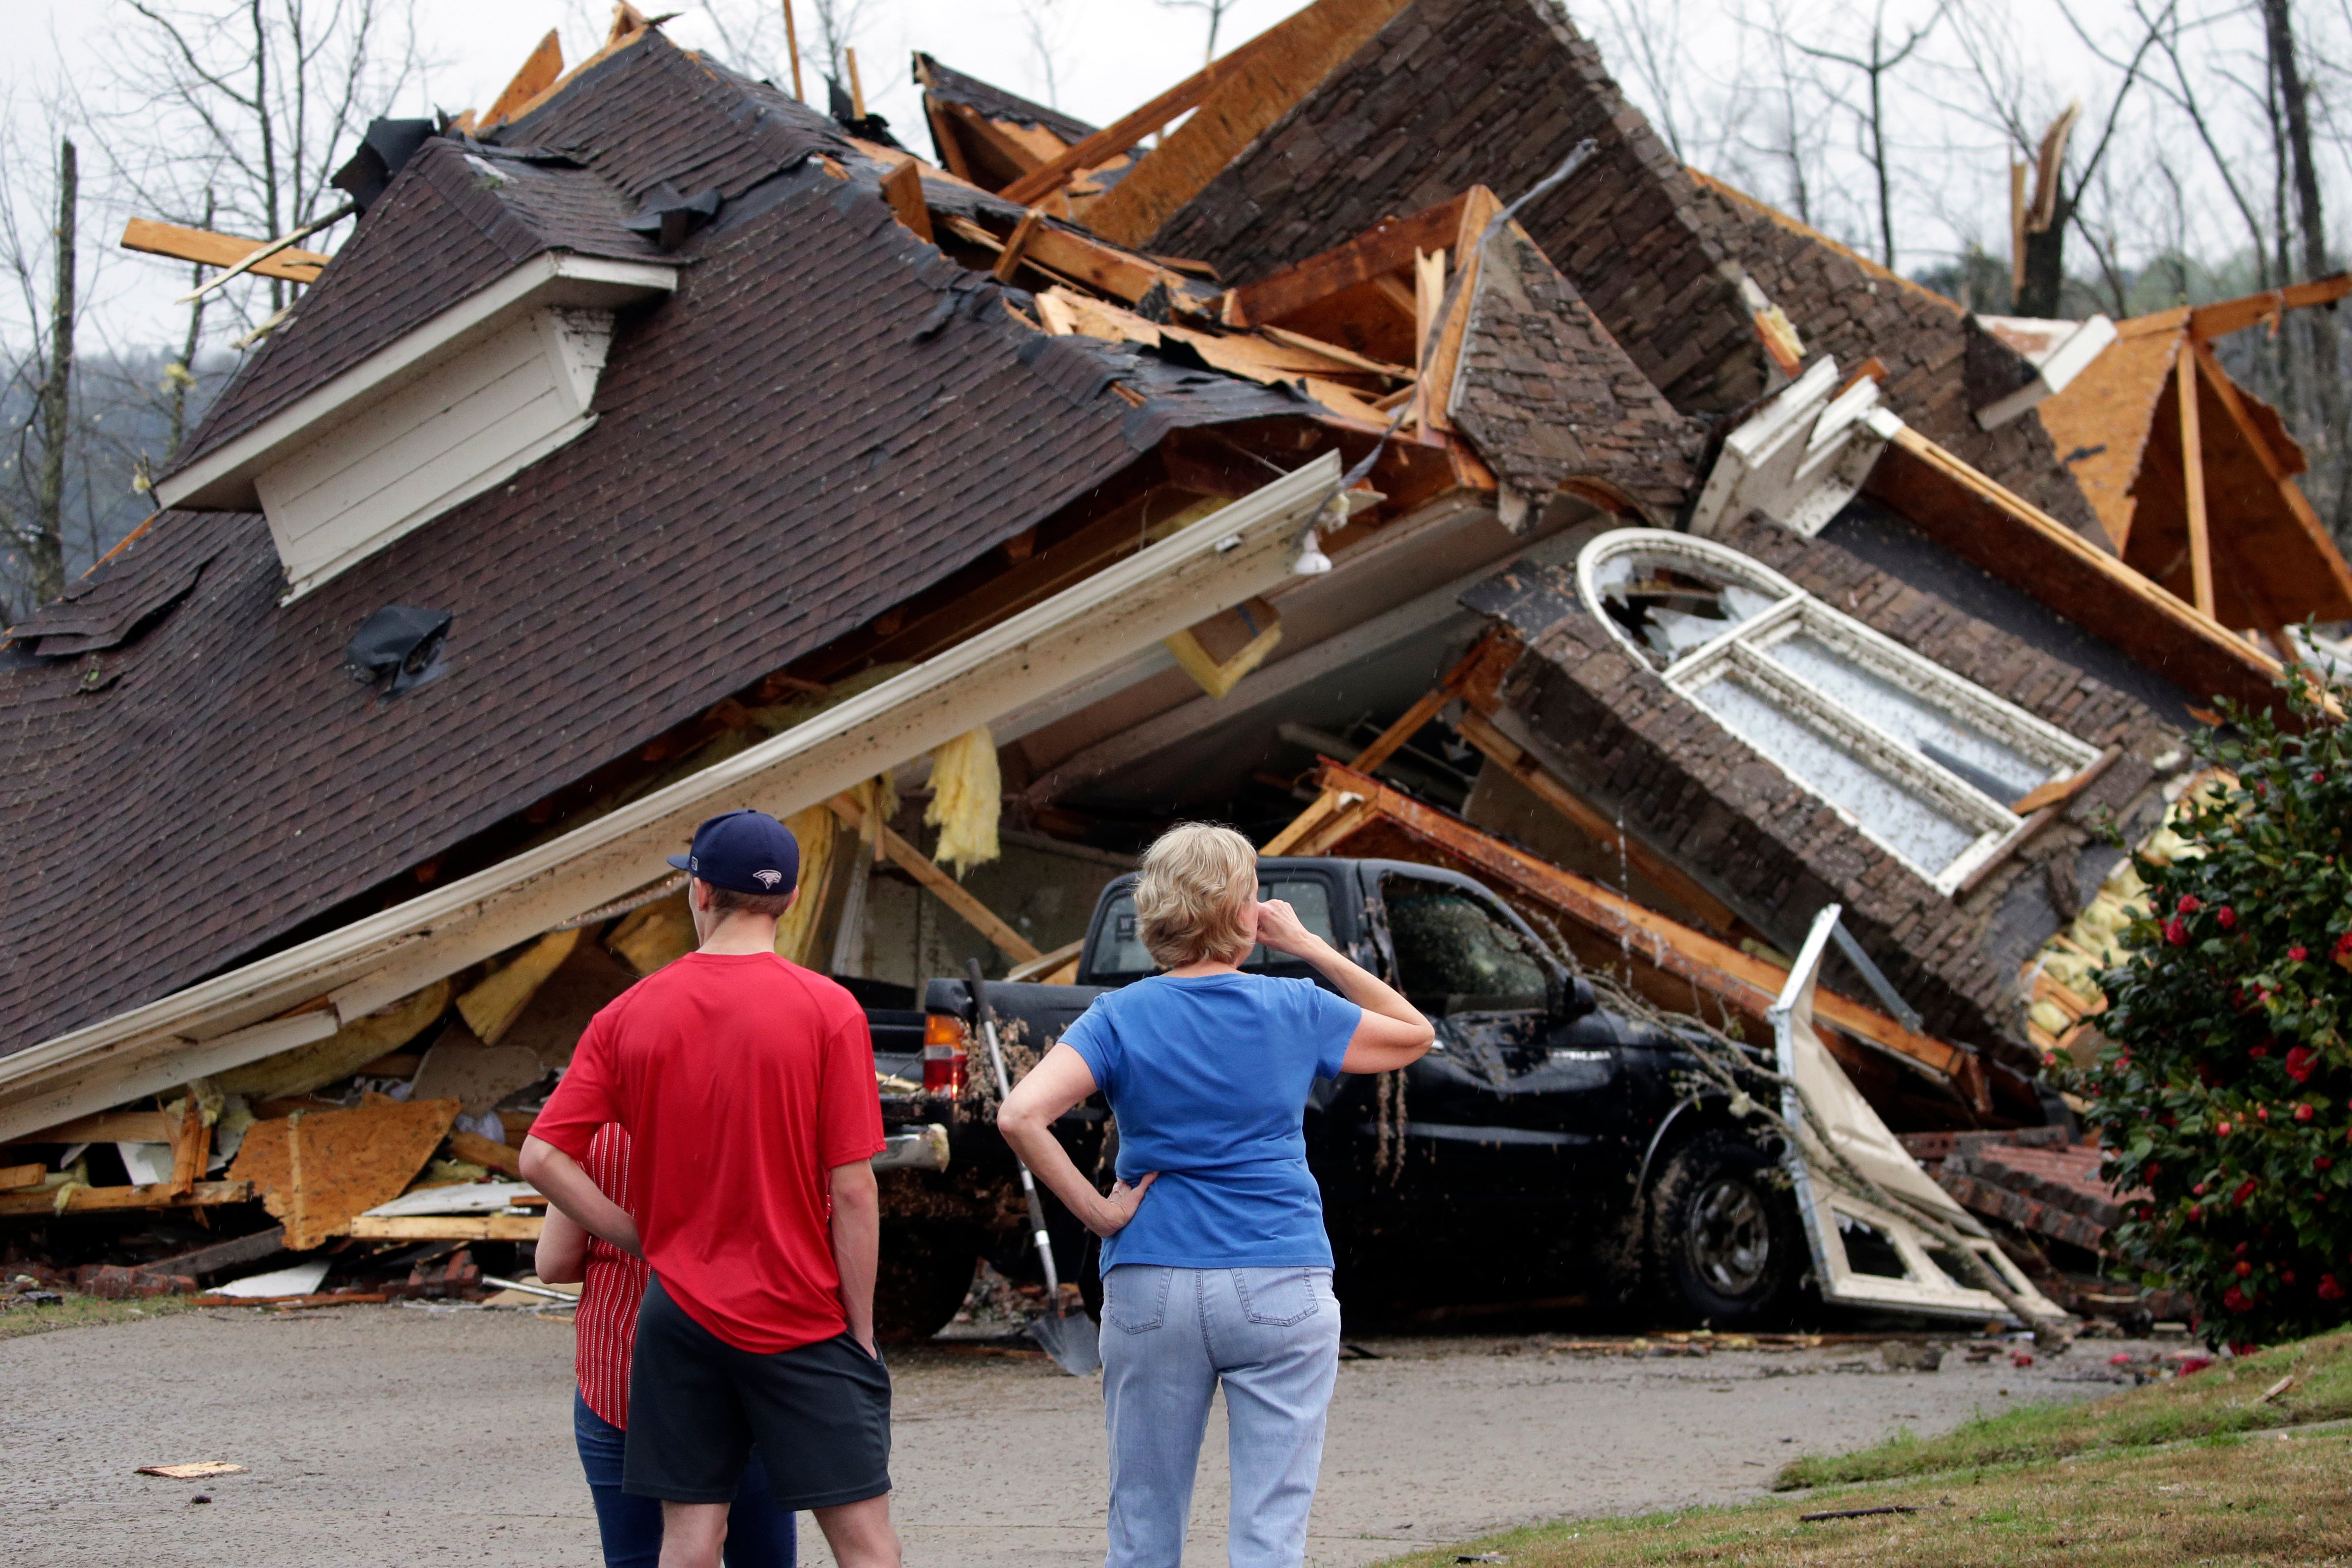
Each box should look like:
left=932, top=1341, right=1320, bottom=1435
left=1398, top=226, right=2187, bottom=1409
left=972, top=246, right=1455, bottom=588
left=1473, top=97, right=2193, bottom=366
left=1099, top=1264, right=1342, bottom=1568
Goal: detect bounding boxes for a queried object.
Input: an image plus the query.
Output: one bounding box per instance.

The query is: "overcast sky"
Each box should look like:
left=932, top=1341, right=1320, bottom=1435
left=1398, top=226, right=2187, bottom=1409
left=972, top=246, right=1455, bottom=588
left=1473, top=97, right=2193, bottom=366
left=2, top=0, right=2327, bottom=349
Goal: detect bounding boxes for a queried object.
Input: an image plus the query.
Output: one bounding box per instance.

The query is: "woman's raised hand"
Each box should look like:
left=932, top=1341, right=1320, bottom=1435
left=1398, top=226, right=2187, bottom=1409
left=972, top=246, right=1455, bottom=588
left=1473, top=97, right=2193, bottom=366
left=1252, top=898, right=1325, bottom=958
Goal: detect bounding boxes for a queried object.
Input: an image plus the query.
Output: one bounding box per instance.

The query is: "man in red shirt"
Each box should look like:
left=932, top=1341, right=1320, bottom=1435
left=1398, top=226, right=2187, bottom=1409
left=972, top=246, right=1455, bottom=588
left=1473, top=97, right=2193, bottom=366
left=523, top=809, right=900, bottom=1568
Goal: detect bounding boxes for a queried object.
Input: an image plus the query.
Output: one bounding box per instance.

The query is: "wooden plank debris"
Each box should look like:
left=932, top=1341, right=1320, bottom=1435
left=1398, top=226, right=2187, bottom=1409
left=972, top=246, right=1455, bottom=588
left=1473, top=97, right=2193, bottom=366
left=137, top=1462, right=247, bottom=1480
left=880, top=158, right=934, bottom=243
left=0, top=1162, right=44, bottom=1191
left=447, top=1129, right=524, bottom=1177
left=119, top=218, right=328, bottom=284
left=345, top=1214, right=543, bottom=1241
left=2177, top=346, right=2215, bottom=616
left=825, top=791, right=1041, bottom=962
left=478, top=29, right=565, bottom=130
left=0, top=1180, right=252, bottom=1217
left=993, top=209, right=1045, bottom=283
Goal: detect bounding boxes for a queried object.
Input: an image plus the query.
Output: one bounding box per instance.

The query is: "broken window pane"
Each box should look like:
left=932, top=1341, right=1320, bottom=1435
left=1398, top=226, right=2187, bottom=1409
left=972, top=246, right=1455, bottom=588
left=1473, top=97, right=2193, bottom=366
left=1691, top=672, right=1977, bottom=874
left=1761, top=633, right=2055, bottom=804
left=1834, top=1212, right=1911, bottom=1279
left=1588, top=543, right=1787, bottom=670
left=1382, top=876, right=1547, bottom=1016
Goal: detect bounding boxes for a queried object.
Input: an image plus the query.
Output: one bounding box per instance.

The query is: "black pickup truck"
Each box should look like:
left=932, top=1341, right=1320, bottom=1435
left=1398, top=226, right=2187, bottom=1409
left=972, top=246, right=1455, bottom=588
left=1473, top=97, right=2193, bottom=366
left=868, top=857, right=1796, bottom=1337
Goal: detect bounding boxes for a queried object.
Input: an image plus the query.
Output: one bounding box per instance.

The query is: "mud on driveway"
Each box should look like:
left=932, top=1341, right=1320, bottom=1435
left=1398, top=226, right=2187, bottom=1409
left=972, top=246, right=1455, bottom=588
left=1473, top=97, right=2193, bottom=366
left=0, top=1305, right=2140, bottom=1566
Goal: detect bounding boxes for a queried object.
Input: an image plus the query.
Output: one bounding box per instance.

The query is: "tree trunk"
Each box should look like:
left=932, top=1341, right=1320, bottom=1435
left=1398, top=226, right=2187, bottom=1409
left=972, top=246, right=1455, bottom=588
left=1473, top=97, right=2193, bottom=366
left=30, top=138, right=77, bottom=607
left=2264, top=0, right=2351, bottom=536
left=2017, top=193, right=2071, bottom=318
left=168, top=189, right=214, bottom=460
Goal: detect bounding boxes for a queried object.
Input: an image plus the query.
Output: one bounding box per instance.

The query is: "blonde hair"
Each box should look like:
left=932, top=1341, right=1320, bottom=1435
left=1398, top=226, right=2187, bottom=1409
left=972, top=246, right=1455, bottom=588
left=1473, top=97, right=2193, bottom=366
left=1134, top=822, right=1258, bottom=968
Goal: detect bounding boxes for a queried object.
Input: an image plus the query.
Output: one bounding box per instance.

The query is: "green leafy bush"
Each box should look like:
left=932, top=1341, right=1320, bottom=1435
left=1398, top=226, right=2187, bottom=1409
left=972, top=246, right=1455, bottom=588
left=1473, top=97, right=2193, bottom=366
left=2071, top=666, right=2352, bottom=1345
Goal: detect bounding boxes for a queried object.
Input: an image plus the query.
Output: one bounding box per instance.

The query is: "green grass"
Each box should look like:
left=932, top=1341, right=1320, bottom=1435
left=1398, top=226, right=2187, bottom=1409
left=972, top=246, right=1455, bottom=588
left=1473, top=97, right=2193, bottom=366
left=1774, top=1328, right=2352, bottom=1488
left=1377, top=1429, right=2352, bottom=1567
left=0, top=1292, right=203, bottom=1341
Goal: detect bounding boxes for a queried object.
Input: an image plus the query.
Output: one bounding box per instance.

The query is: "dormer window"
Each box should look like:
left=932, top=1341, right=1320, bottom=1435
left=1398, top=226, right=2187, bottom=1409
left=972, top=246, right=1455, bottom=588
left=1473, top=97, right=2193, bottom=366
left=155, top=251, right=676, bottom=600
left=1581, top=529, right=2099, bottom=892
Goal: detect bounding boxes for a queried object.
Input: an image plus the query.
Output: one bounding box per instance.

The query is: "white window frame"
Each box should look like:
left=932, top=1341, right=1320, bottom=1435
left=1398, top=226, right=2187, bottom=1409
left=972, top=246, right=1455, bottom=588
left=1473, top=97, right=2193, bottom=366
left=1577, top=529, right=2099, bottom=894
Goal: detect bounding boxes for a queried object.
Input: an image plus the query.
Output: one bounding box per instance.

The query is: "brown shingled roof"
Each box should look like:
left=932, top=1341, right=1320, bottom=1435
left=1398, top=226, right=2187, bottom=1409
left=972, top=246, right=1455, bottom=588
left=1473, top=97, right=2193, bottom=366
left=0, top=33, right=1310, bottom=1056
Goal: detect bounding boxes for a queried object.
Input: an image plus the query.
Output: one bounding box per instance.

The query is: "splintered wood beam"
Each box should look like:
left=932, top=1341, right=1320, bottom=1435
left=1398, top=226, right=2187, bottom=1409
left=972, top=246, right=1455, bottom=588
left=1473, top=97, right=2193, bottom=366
left=2187, top=273, right=2352, bottom=342
left=2178, top=349, right=2215, bottom=617
left=1222, top=194, right=1470, bottom=328
left=1350, top=687, right=1452, bottom=774
left=0, top=1179, right=252, bottom=1218
left=1454, top=712, right=1743, bottom=937
left=1957, top=746, right=2123, bottom=900
left=119, top=218, right=328, bottom=284
left=479, top=29, right=564, bottom=129
left=924, top=96, right=975, bottom=181
left=1351, top=627, right=1524, bottom=772
left=880, top=158, right=934, bottom=243
left=993, top=209, right=1045, bottom=283
left=1000, top=32, right=1282, bottom=206
left=168, top=1089, right=205, bottom=1195
left=346, top=1214, right=544, bottom=1241
left=447, top=1129, right=524, bottom=1176
left=826, top=793, right=1042, bottom=962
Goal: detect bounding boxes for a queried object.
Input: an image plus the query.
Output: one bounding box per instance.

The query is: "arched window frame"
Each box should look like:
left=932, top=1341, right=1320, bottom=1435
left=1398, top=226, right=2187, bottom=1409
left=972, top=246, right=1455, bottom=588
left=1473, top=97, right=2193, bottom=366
left=1577, top=528, right=2100, bottom=895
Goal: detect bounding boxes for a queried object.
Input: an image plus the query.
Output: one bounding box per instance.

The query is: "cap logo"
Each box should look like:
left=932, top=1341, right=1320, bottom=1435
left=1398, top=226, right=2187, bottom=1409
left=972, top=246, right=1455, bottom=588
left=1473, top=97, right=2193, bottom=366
left=753, top=869, right=783, bottom=889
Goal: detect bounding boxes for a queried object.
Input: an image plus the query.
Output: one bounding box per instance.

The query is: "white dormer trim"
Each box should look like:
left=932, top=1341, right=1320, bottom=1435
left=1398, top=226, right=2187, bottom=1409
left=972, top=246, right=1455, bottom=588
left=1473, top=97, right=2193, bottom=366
left=1972, top=314, right=2119, bottom=431
left=1689, top=356, right=1904, bottom=539
left=157, top=251, right=676, bottom=600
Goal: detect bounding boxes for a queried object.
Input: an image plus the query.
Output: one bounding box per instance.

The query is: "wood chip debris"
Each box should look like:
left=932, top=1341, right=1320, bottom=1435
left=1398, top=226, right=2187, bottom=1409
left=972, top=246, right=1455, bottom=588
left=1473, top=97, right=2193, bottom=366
left=136, top=1462, right=247, bottom=1480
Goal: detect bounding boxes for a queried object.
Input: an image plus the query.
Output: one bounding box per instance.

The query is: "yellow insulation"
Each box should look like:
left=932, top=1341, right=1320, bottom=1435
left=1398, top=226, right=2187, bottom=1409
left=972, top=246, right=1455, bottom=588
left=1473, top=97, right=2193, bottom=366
left=772, top=802, right=842, bottom=965
left=927, top=727, right=1002, bottom=878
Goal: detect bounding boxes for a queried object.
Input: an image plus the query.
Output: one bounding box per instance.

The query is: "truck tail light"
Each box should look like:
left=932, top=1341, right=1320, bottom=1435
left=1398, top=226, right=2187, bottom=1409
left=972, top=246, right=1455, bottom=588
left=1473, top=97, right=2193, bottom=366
left=922, top=1013, right=967, bottom=1095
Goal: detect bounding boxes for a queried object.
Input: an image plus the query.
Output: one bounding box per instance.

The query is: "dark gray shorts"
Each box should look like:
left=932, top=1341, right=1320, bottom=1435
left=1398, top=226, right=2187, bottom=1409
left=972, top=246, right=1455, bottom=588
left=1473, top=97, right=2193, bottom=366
left=622, top=1277, right=892, bottom=1510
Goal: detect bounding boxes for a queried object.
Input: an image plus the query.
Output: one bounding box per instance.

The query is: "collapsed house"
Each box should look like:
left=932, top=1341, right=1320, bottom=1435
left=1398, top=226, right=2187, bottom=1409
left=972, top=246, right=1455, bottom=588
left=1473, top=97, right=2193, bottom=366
left=0, top=0, right=2339, bottom=1323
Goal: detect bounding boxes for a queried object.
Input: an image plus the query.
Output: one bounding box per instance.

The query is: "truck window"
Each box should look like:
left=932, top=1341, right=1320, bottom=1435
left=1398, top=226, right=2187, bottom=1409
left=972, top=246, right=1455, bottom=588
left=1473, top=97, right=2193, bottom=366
left=1086, top=876, right=1337, bottom=980
left=1382, top=875, right=1548, bottom=1016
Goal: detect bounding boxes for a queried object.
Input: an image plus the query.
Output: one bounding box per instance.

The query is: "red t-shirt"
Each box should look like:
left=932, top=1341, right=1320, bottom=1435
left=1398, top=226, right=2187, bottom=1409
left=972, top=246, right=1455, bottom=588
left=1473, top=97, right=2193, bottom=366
left=575, top=1123, right=648, bottom=1427
left=533, top=951, right=885, bottom=1355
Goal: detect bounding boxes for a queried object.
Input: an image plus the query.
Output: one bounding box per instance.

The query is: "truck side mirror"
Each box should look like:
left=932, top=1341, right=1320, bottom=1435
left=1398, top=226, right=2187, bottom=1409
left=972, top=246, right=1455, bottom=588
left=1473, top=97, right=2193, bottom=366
left=1552, top=975, right=1597, bottom=1020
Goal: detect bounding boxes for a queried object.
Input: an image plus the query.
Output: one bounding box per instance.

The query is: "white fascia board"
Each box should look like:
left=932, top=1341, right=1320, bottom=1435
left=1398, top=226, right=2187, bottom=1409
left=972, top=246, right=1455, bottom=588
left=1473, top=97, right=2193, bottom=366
left=1974, top=314, right=2120, bottom=431
left=0, top=454, right=1341, bottom=1139
left=155, top=252, right=678, bottom=512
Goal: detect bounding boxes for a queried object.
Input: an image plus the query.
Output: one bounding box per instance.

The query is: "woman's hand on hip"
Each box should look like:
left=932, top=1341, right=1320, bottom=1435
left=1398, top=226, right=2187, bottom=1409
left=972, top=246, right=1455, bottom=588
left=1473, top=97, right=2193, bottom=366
left=1088, top=1172, right=1157, bottom=1237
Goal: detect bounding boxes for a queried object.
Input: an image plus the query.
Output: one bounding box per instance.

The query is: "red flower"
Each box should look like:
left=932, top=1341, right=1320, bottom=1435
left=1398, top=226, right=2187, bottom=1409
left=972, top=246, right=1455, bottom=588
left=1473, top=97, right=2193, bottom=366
left=2236, top=1259, right=2254, bottom=1277
left=2252, top=1043, right=2272, bottom=1059
left=2140, top=1205, right=2156, bottom=1221
left=2337, top=933, right=2352, bottom=956
left=2220, top=906, right=2238, bottom=929
left=2287, top=1045, right=2317, bottom=1083
left=2167, top=919, right=2190, bottom=946
left=2318, top=1157, right=2335, bottom=1172
left=2219, top=1121, right=2234, bottom=1135
left=2195, top=1183, right=2207, bottom=1195
left=2179, top=894, right=2203, bottom=914
left=2235, top=1178, right=2260, bottom=1205
left=2298, top=1103, right=2316, bottom=1123
left=2285, top=1271, right=2299, bottom=1285
left=2188, top=1205, right=2203, bottom=1220
left=2147, top=1163, right=2162, bottom=1179
left=2224, top=1285, right=2255, bottom=1312
left=2258, top=1105, right=2271, bottom=1121
left=2324, top=1275, right=2348, bottom=1302
left=2292, top=945, right=2311, bottom=962
left=2316, top=771, right=2328, bottom=784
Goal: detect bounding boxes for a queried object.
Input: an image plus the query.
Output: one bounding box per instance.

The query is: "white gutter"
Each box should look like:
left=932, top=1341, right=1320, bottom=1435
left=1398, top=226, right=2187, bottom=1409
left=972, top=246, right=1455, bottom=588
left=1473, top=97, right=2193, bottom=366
left=0, top=455, right=1341, bottom=1139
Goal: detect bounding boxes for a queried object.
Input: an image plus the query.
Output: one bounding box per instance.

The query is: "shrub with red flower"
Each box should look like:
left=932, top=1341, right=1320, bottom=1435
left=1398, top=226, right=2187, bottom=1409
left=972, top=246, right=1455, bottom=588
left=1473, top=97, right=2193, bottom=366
left=2062, top=660, right=2352, bottom=1344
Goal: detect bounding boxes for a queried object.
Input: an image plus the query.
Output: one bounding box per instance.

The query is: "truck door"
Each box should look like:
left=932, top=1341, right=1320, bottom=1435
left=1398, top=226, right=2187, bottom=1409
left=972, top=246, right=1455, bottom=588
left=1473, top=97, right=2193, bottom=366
left=1378, top=871, right=1620, bottom=1203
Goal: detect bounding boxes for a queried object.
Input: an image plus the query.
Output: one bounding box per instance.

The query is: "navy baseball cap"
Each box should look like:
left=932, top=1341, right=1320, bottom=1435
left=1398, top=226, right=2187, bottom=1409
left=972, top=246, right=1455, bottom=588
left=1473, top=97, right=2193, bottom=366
left=668, top=809, right=801, bottom=896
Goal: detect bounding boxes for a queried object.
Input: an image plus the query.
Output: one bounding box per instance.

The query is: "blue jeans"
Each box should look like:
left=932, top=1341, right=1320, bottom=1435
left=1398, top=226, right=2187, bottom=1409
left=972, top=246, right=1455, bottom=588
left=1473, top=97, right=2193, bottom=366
left=1100, top=1265, right=1342, bottom=1568
left=573, top=1390, right=797, bottom=1568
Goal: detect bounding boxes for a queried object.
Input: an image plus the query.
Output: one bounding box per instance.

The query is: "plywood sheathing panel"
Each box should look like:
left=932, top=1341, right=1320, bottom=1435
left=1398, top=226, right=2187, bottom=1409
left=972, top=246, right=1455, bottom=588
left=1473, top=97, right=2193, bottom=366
left=2031, top=313, right=2182, bottom=551
left=411, top=1023, right=545, bottom=1113
left=1083, top=0, right=1414, bottom=249
left=1148, top=0, right=1769, bottom=415
left=1461, top=522, right=2178, bottom=1066
left=227, top=1097, right=461, bottom=1249
left=2128, top=365, right=2352, bottom=628
left=1445, top=222, right=1704, bottom=525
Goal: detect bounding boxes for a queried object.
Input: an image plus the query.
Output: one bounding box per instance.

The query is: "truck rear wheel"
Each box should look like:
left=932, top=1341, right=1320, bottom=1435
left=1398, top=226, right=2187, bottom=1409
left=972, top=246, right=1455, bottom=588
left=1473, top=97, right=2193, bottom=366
left=875, top=1223, right=984, bottom=1343
left=1645, top=1130, right=1801, bottom=1328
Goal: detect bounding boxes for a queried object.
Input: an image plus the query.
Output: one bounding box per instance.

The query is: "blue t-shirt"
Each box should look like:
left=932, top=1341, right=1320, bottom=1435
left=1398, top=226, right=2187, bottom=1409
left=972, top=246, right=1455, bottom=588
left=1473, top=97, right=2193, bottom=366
left=1062, top=972, right=1361, bottom=1270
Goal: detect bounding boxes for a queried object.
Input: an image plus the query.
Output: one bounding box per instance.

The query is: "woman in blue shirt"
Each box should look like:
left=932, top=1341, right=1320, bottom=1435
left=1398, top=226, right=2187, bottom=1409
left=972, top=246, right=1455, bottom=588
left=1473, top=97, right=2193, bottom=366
left=999, top=823, right=1434, bottom=1568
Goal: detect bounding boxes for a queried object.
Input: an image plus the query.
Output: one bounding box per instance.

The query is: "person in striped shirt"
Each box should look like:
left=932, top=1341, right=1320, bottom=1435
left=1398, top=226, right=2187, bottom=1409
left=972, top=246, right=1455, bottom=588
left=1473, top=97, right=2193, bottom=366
left=535, top=1122, right=798, bottom=1568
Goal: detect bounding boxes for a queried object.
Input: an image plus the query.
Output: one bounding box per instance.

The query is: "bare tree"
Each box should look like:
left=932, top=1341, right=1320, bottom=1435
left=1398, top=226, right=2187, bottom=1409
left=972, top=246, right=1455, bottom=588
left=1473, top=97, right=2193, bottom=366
left=1781, top=0, right=1947, bottom=270
left=2, top=138, right=80, bottom=612
left=1020, top=0, right=1072, bottom=109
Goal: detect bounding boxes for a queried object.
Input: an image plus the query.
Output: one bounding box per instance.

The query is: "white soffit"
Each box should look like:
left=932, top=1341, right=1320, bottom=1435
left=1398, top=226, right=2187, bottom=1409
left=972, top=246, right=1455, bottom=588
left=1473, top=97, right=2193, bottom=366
left=154, top=251, right=678, bottom=515
left=0, top=454, right=1342, bottom=1140
left=1973, top=314, right=2120, bottom=431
